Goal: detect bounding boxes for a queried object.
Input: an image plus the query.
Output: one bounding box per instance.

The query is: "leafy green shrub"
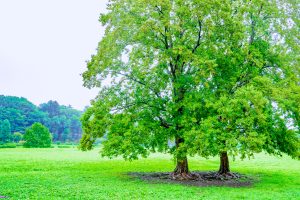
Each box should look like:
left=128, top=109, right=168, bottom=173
left=16, top=140, right=25, bottom=147
left=57, top=145, right=73, bottom=148
left=64, top=142, right=76, bottom=146
left=0, top=143, right=17, bottom=148
left=23, top=123, right=52, bottom=148
left=13, top=132, right=23, bottom=143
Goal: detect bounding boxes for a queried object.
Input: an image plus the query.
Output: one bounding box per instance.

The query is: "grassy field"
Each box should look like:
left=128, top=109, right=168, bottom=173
left=0, top=148, right=299, bottom=200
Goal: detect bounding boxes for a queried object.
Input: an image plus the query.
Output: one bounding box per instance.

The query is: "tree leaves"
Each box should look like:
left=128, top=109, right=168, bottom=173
left=81, top=0, right=300, bottom=163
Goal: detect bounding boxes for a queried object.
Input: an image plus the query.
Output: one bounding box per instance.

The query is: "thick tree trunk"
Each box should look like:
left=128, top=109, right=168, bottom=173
left=215, top=151, right=239, bottom=179
left=218, top=151, right=230, bottom=174
left=171, top=156, right=193, bottom=180
left=171, top=137, right=193, bottom=180
left=174, top=156, right=189, bottom=174
left=174, top=137, right=189, bottom=174
left=171, top=85, right=191, bottom=180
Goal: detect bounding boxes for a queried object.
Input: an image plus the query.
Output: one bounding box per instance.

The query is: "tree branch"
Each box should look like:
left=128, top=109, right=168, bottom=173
left=112, top=71, right=162, bottom=99
left=192, top=20, right=203, bottom=53
left=158, top=116, right=171, bottom=128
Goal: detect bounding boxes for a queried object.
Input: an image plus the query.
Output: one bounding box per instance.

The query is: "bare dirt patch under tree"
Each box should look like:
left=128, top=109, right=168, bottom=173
left=128, top=172, right=254, bottom=187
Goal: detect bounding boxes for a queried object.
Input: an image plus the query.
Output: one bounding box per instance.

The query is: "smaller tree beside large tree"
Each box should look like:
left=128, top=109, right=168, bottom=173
left=23, top=123, right=52, bottom=148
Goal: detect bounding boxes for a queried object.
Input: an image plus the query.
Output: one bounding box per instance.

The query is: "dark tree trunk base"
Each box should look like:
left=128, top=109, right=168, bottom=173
left=170, top=172, right=200, bottom=180
left=171, top=156, right=199, bottom=180
left=215, top=151, right=239, bottom=179
left=214, top=172, right=240, bottom=180
left=219, top=152, right=230, bottom=173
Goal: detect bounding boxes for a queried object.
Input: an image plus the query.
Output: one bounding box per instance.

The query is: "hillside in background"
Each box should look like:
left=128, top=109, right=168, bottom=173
left=0, top=95, right=83, bottom=143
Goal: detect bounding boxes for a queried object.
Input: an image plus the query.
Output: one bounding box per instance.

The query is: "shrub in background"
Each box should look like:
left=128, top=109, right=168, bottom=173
left=23, top=123, right=52, bottom=148
left=13, top=132, right=23, bottom=143
left=0, top=143, right=17, bottom=148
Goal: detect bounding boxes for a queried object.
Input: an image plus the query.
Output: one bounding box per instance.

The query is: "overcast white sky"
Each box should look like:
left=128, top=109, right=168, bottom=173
left=0, top=0, right=109, bottom=110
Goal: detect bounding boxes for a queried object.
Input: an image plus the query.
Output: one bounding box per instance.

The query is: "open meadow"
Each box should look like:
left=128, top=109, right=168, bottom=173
left=0, top=148, right=299, bottom=200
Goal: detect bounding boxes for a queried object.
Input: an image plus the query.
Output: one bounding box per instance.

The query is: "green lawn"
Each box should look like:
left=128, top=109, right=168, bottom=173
left=0, top=148, right=299, bottom=200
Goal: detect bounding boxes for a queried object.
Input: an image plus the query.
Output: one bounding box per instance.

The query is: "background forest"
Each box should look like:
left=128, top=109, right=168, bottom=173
left=0, top=95, right=83, bottom=144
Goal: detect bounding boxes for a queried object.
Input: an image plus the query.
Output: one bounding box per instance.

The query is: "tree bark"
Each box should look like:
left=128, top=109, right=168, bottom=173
left=171, top=137, right=192, bottom=180
left=218, top=151, right=230, bottom=174
left=174, top=156, right=189, bottom=175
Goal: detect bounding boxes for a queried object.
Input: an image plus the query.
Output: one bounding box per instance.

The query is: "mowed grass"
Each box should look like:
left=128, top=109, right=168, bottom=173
left=0, top=148, right=299, bottom=200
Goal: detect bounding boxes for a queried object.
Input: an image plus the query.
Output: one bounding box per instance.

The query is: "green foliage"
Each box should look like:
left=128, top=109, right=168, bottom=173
left=80, top=0, right=300, bottom=168
left=0, top=96, right=83, bottom=143
left=0, top=143, right=16, bottom=148
left=0, top=119, right=12, bottom=143
left=0, top=95, right=45, bottom=133
left=12, top=132, right=23, bottom=143
left=40, top=101, right=83, bottom=142
left=57, top=145, right=73, bottom=148
left=23, top=123, right=52, bottom=148
left=16, top=140, right=25, bottom=147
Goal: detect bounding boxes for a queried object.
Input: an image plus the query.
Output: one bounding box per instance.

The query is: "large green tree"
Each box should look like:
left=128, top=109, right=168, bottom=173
left=80, top=0, right=299, bottom=179
left=23, top=123, right=52, bottom=148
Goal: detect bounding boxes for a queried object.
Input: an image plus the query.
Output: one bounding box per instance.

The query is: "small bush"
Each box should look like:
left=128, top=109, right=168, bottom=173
left=23, top=123, right=52, bottom=148
left=64, top=142, right=76, bottom=146
left=16, top=140, right=25, bottom=146
left=57, top=145, right=73, bottom=148
left=0, top=143, right=17, bottom=148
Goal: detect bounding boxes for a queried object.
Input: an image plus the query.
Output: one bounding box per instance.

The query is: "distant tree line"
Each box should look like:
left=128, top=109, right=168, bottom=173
left=0, top=95, right=83, bottom=144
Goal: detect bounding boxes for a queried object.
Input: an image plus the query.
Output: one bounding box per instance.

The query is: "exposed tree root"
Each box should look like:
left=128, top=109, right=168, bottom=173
left=213, top=172, right=240, bottom=180
left=170, top=172, right=201, bottom=181
left=128, top=171, right=252, bottom=187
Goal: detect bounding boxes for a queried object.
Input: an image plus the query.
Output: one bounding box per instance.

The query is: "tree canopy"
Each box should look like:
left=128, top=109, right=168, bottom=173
left=80, top=0, right=300, bottom=179
left=23, top=123, right=52, bottom=148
